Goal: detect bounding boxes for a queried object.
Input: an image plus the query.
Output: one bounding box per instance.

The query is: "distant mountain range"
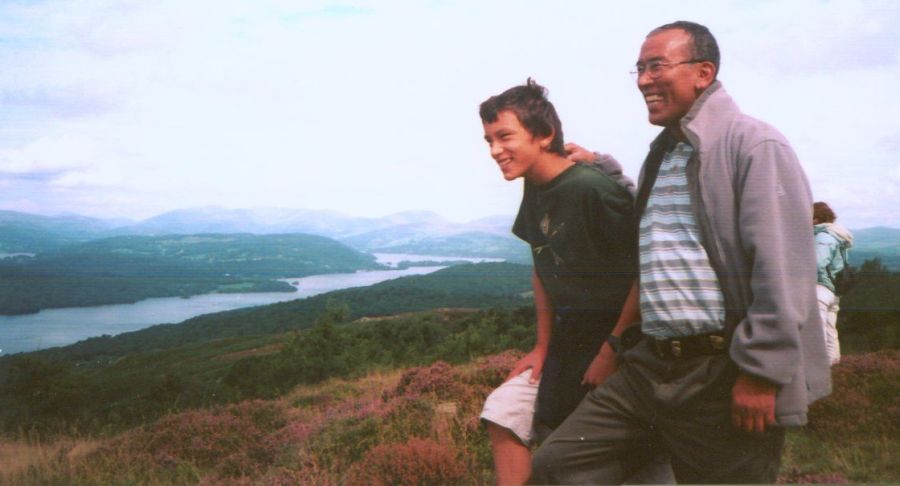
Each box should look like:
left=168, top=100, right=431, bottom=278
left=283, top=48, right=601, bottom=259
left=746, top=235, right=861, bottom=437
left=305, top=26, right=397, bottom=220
left=848, top=226, right=900, bottom=269
left=0, top=210, right=122, bottom=253
left=2, top=208, right=897, bottom=267
left=0, top=208, right=531, bottom=262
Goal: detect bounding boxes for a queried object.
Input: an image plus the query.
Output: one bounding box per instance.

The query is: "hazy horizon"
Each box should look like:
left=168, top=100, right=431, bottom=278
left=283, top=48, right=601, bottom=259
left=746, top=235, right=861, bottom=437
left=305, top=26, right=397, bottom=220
left=7, top=205, right=900, bottom=232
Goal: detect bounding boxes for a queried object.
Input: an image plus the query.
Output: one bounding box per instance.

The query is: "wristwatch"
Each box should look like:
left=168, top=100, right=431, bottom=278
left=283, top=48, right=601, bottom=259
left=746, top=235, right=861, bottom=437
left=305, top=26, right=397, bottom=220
left=606, top=334, right=622, bottom=354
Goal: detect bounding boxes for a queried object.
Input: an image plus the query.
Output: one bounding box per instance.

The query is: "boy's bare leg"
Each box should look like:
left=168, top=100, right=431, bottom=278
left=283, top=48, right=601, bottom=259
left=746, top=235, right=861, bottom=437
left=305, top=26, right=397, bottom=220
left=488, top=423, right=531, bottom=485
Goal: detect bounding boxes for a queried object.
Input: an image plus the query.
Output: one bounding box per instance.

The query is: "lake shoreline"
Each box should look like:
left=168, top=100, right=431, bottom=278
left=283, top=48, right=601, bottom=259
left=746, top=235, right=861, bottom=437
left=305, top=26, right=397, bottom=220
left=0, top=254, right=503, bottom=356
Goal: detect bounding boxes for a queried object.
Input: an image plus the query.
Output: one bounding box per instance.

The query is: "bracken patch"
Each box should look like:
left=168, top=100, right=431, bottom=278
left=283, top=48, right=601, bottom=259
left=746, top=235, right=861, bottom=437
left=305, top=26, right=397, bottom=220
left=806, top=350, right=900, bottom=437
left=389, top=361, right=464, bottom=400
left=343, top=438, right=467, bottom=486
left=462, top=350, right=523, bottom=388
left=116, top=400, right=287, bottom=477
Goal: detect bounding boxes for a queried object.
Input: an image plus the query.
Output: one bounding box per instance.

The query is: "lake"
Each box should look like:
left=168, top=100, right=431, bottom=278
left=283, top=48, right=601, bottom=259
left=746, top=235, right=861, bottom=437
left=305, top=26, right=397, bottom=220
left=0, top=253, right=499, bottom=356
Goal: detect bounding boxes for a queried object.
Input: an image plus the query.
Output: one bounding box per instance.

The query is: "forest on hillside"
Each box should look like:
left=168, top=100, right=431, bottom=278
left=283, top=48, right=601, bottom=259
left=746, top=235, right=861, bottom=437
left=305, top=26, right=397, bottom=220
left=0, top=233, right=381, bottom=315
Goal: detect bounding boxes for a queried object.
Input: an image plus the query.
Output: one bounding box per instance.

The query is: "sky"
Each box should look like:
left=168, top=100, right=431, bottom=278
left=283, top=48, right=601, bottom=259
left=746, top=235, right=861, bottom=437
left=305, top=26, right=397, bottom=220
left=0, top=0, right=898, bottom=229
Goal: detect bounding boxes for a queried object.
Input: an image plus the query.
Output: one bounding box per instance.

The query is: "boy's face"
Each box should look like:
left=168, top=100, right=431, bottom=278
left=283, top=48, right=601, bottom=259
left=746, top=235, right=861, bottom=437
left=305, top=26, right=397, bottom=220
left=482, top=110, right=550, bottom=182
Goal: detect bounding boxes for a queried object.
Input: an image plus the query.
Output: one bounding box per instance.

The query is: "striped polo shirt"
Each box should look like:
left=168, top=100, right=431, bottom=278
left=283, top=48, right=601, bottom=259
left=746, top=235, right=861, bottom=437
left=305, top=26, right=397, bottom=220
left=638, top=142, right=726, bottom=338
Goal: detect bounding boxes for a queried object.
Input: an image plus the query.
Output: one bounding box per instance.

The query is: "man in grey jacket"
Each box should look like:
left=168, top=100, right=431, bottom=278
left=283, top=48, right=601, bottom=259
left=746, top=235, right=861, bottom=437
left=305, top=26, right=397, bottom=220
left=531, top=21, right=830, bottom=484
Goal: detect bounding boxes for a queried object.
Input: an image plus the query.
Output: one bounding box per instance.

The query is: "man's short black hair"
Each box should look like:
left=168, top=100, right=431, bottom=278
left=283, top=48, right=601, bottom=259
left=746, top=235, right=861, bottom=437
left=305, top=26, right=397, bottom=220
left=650, top=21, right=721, bottom=79
left=479, top=78, right=566, bottom=157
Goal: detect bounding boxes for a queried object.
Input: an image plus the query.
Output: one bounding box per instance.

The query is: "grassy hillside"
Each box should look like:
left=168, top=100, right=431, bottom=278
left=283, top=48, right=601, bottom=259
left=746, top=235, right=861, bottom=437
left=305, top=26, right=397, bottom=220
left=0, top=306, right=535, bottom=437
left=0, top=233, right=382, bottom=315
left=1, top=263, right=895, bottom=483
left=2, top=349, right=896, bottom=484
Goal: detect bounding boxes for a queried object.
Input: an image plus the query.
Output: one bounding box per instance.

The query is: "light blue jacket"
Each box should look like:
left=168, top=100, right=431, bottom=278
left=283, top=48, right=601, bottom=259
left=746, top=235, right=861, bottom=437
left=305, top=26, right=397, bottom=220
left=814, top=223, right=854, bottom=292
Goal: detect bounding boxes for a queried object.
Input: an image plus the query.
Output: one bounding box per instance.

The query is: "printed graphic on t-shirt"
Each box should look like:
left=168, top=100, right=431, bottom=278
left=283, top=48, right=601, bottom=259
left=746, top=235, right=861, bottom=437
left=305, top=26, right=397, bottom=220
left=534, top=213, right=565, bottom=266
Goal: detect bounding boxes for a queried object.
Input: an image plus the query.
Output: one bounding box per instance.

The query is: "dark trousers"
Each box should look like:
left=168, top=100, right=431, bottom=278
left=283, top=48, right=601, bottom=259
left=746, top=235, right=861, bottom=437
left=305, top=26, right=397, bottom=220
left=531, top=338, right=785, bottom=484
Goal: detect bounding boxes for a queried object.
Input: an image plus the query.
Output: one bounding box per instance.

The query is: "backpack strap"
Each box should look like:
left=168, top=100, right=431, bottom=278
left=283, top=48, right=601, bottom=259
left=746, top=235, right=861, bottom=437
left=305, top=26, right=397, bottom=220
left=839, top=245, right=849, bottom=267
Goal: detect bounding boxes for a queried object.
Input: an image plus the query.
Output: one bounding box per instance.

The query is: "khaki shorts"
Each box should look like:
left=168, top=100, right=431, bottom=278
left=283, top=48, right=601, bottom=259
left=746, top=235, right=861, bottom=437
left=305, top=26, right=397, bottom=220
left=480, top=369, right=539, bottom=445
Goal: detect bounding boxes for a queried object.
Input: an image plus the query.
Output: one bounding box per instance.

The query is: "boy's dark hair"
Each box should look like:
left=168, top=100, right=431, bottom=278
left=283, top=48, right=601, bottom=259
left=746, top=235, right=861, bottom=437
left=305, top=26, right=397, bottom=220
left=650, top=20, right=721, bottom=79
left=479, top=78, right=566, bottom=157
left=813, top=201, right=837, bottom=223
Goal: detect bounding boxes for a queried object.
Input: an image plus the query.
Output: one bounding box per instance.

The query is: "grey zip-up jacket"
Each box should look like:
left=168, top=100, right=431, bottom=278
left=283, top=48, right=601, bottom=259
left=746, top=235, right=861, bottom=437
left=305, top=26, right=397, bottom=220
left=635, top=81, right=831, bottom=426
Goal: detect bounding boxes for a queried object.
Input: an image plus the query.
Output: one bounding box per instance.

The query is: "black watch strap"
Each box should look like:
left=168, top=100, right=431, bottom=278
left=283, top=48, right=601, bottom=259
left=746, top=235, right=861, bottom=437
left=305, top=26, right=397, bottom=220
left=606, top=334, right=622, bottom=354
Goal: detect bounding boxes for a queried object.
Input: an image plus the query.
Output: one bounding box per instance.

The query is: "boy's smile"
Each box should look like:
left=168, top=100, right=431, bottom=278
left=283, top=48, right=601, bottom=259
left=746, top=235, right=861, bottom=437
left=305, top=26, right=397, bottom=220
left=482, top=110, right=551, bottom=182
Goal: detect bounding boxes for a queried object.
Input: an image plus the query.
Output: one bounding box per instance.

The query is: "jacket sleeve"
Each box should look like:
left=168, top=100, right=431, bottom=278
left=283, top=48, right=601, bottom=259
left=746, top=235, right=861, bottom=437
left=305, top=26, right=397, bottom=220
left=815, top=232, right=837, bottom=286
left=729, top=138, right=817, bottom=386
left=592, top=153, right=636, bottom=196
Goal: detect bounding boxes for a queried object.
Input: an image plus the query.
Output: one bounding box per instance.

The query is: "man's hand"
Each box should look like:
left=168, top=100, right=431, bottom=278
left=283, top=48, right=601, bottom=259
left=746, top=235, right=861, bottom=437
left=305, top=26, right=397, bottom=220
left=731, top=373, right=777, bottom=434
left=564, top=142, right=597, bottom=163
left=581, top=343, right=617, bottom=387
left=506, top=347, right=548, bottom=384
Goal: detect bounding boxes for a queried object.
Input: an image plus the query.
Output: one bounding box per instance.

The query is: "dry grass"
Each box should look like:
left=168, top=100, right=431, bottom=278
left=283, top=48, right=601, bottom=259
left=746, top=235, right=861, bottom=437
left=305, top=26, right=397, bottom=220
left=0, top=436, right=101, bottom=484
left=1, top=349, right=894, bottom=484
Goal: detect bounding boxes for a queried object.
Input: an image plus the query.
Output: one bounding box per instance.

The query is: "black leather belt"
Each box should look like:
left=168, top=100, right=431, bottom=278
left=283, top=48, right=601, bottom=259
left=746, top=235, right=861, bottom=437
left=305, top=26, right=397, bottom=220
left=649, top=332, right=727, bottom=360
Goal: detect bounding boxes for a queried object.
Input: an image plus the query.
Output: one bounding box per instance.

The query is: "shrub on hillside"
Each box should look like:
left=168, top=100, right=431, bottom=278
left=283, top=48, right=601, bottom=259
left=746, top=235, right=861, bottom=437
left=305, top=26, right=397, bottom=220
left=343, top=438, right=467, bottom=486
left=462, top=349, right=523, bottom=388
left=119, top=400, right=287, bottom=477
left=390, top=361, right=463, bottom=400
left=806, top=350, right=900, bottom=438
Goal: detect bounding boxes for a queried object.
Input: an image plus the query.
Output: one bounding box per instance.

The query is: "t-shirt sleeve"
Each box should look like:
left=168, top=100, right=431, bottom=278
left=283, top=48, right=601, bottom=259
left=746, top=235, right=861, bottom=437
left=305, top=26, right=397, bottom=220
left=512, top=181, right=533, bottom=244
left=588, top=177, right=637, bottom=270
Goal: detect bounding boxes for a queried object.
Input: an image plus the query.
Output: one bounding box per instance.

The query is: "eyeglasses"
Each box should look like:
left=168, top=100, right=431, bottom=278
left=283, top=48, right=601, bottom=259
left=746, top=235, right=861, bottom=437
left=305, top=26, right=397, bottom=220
left=630, top=59, right=704, bottom=80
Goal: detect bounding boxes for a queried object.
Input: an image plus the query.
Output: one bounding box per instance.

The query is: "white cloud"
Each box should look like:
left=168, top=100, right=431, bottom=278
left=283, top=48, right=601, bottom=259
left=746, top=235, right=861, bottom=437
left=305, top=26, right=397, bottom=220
left=0, top=0, right=897, bottom=228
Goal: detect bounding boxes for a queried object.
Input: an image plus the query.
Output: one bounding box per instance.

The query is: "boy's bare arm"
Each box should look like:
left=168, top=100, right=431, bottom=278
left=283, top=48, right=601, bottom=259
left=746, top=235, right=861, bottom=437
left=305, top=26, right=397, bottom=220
left=582, top=279, right=640, bottom=386
left=507, top=270, right=554, bottom=383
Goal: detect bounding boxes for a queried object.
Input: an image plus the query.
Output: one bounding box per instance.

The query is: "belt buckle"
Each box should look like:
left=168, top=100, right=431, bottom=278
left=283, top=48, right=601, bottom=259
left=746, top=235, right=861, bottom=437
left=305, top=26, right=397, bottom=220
left=670, top=340, right=683, bottom=358
left=709, top=334, right=726, bottom=351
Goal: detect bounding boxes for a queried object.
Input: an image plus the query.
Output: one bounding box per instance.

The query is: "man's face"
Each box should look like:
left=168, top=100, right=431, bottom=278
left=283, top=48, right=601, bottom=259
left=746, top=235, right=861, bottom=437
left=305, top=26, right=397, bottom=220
left=636, top=29, right=710, bottom=128
left=482, top=110, right=549, bottom=181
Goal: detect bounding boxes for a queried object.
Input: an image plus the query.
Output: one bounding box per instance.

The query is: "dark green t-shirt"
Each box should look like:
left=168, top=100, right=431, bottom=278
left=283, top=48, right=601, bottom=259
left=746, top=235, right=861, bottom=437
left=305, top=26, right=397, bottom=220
left=513, top=162, right=637, bottom=428
left=514, top=163, right=636, bottom=320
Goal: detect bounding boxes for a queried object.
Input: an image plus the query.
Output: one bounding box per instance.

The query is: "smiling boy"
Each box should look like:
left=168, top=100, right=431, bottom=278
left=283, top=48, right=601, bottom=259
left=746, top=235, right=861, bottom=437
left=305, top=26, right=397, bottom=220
left=477, top=79, right=641, bottom=484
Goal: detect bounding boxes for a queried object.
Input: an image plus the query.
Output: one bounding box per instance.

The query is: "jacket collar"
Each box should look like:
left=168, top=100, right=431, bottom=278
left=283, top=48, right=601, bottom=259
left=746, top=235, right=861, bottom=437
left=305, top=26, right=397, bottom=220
left=648, top=81, right=739, bottom=153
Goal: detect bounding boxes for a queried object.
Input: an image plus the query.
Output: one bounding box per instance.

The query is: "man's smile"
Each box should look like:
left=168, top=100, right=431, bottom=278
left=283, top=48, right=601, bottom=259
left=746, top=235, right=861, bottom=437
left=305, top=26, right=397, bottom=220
left=644, top=93, right=664, bottom=106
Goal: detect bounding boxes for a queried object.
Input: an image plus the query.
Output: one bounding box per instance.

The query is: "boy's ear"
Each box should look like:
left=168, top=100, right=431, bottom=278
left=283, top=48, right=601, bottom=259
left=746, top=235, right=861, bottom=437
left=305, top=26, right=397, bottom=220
left=538, top=130, right=554, bottom=150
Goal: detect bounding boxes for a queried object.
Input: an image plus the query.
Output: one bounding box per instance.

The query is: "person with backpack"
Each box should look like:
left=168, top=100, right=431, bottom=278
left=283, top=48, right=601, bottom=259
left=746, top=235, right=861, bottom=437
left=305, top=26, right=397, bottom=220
left=813, top=201, right=854, bottom=366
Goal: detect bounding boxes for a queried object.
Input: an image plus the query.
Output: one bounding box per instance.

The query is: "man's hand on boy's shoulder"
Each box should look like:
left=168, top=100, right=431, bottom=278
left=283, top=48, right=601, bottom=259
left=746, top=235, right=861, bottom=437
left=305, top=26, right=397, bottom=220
left=565, top=142, right=598, bottom=164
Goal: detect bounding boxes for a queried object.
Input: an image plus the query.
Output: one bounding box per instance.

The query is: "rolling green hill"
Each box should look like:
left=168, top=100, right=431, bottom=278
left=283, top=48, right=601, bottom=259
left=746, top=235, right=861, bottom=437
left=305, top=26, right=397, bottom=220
left=850, top=226, right=900, bottom=270
left=0, top=233, right=383, bottom=315
left=0, top=210, right=121, bottom=253
left=340, top=230, right=532, bottom=263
